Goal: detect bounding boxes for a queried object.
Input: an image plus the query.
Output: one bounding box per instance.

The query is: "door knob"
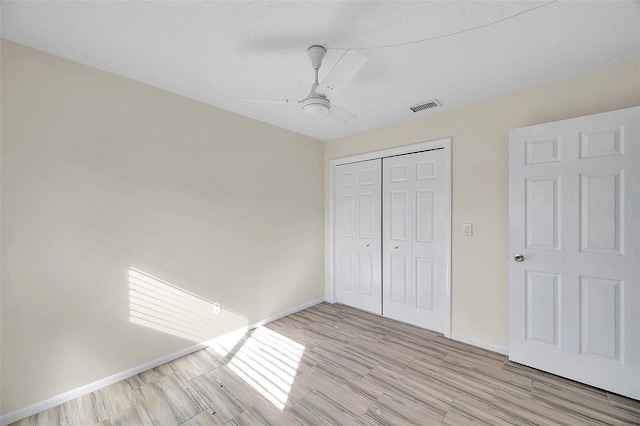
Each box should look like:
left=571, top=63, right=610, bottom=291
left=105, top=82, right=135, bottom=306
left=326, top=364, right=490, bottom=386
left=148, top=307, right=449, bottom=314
left=514, top=254, right=524, bottom=262
left=394, top=246, right=399, bottom=249
left=366, top=244, right=370, bottom=247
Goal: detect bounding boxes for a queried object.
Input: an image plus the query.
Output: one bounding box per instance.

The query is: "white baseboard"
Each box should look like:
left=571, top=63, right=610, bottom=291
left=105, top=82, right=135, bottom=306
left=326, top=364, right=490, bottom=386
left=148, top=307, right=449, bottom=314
left=247, top=297, right=325, bottom=329
left=451, top=333, right=509, bottom=355
left=1, top=297, right=325, bottom=426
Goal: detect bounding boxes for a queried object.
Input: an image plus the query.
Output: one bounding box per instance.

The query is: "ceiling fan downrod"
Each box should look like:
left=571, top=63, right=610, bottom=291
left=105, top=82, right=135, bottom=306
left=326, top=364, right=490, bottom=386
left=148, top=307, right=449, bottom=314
left=303, top=45, right=330, bottom=116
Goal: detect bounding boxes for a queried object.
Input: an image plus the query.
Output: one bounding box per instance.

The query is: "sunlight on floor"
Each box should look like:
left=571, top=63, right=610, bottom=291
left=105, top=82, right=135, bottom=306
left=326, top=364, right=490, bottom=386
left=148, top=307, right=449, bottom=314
left=128, top=268, right=219, bottom=342
left=212, top=326, right=305, bottom=410
left=128, top=268, right=303, bottom=410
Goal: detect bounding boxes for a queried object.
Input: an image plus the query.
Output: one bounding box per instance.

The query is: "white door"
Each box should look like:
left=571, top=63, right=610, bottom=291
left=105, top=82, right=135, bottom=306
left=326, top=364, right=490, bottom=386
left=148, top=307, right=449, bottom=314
left=383, top=149, right=448, bottom=332
left=509, top=106, right=640, bottom=399
left=334, top=160, right=382, bottom=314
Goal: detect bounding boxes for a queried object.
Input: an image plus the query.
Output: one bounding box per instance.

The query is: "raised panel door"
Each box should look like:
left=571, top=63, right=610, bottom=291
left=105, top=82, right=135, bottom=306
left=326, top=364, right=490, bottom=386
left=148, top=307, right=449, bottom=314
left=383, top=149, right=447, bottom=332
left=335, top=160, right=382, bottom=314
left=509, top=106, right=640, bottom=399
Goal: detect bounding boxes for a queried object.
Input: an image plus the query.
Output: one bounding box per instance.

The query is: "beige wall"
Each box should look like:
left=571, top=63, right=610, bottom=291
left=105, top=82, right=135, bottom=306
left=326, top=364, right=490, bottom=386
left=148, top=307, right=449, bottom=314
left=0, top=40, right=325, bottom=414
left=325, top=60, right=640, bottom=349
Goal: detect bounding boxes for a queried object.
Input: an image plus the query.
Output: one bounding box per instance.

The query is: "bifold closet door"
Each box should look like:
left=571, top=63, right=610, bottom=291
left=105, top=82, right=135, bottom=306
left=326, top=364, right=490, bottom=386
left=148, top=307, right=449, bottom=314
left=383, top=149, right=447, bottom=332
left=334, top=159, right=382, bottom=314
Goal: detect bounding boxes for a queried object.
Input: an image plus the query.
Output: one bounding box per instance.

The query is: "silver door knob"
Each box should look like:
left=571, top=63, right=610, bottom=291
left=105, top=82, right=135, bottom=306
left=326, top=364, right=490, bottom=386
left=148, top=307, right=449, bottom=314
left=394, top=246, right=399, bottom=249
left=514, top=254, right=524, bottom=262
left=366, top=244, right=370, bottom=247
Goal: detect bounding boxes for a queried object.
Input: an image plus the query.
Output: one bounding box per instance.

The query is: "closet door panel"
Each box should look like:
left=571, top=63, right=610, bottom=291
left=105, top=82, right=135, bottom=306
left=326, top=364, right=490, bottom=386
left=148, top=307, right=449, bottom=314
left=335, top=164, right=358, bottom=307
left=356, top=160, right=382, bottom=314
left=335, top=160, right=382, bottom=314
left=383, top=149, right=446, bottom=332
left=411, top=149, right=446, bottom=331
left=383, top=156, right=413, bottom=322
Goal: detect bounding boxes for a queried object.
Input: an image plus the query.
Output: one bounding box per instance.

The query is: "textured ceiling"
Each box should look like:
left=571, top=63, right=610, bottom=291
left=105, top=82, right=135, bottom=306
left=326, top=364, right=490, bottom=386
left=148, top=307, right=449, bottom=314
left=1, top=1, right=639, bottom=141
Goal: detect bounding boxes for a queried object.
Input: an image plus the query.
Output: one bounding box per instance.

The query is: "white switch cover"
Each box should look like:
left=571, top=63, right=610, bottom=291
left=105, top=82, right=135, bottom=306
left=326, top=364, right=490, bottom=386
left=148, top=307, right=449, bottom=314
left=213, top=302, right=221, bottom=315
left=463, top=223, right=473, bottom=236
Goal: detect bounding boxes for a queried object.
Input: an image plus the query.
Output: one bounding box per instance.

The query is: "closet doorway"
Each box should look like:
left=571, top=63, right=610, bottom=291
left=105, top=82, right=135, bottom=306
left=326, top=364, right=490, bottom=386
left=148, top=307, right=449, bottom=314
left=329, top=139, right=451, bottom=336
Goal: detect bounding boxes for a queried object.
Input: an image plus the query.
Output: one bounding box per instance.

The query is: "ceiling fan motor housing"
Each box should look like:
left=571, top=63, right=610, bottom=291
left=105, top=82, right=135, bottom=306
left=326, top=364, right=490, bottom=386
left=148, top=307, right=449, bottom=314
left=302, top=95, right=330, bottom=115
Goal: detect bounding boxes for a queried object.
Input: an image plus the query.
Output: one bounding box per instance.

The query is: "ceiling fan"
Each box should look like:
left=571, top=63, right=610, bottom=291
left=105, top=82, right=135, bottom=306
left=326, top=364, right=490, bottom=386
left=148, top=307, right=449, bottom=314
left=244, top=45, right=367, bottom=123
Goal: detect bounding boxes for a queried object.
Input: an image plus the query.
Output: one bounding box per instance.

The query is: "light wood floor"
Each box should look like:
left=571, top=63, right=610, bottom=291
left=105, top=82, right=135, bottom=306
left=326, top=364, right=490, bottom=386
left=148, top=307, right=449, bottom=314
left=12, top=302, right=640, bottom=425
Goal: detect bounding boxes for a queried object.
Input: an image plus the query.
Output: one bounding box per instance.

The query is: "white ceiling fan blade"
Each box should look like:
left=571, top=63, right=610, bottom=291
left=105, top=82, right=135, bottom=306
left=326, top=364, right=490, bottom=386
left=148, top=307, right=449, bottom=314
left=326, top=105, right=357, bottom=123
left=240, top=97, right=300, bottom=105
left=317, top=49, right=367, bottom=95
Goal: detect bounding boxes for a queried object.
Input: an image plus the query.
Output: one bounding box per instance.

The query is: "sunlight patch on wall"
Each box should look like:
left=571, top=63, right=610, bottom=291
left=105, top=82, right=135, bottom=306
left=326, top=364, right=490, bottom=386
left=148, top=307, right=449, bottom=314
left=224, top=327, right=305, bottom=410
left=128, top=268, right=221, bottom=342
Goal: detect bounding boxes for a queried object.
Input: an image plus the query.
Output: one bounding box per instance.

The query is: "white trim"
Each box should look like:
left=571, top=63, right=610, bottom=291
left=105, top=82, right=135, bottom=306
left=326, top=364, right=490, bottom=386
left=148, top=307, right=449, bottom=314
left=327, top=158, right=336, bottom=302
left=330, top=139, right=450, bottom=167
left=242, top=297, right=325, bottom=329
left=451, top=333, right=509, bottom=355
left=0, top=297, right=325, bottom=426
left=442, top=142, right=452, bottom=338
left=328, top=138, right=452, bottom=338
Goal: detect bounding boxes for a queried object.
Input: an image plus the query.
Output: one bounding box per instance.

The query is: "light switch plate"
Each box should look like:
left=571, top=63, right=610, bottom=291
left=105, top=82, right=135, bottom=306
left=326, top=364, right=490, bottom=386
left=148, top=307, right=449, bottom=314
left=463, top=223, right=473, bottom=236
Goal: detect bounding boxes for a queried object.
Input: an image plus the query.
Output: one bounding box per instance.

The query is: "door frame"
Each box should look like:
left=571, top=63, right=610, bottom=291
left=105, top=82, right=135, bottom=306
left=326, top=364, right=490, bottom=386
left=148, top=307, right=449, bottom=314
left=328, top=138, right=452, bottom=338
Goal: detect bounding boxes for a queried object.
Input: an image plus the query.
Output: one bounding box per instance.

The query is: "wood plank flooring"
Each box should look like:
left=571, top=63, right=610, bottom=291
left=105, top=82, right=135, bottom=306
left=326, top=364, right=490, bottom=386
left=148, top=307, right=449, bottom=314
left=11, top=302, right=640, bottom=425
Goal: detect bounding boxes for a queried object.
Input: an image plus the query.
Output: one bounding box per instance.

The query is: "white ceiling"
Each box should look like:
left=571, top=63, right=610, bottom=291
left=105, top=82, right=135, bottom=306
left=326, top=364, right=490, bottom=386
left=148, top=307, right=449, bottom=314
left=1, top=1, right=639, bottom=141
